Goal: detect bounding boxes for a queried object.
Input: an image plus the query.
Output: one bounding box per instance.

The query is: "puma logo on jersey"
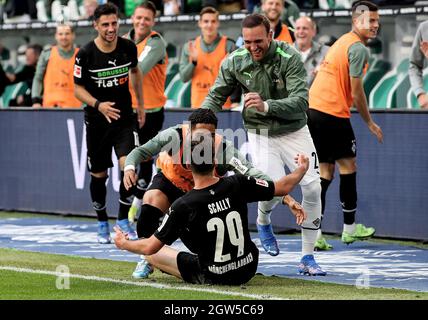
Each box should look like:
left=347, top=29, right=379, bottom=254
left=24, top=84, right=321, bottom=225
left=108, top=59, right=117, bottom=67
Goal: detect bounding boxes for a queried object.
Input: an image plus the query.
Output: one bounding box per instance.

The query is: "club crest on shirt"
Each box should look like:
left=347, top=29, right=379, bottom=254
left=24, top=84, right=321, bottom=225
left=255, top=179, right=269, bottom=187
left=74, top=65, right=82, bottom=78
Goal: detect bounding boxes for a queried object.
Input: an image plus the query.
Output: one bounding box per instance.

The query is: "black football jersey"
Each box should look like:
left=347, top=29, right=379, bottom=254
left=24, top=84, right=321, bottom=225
left=155, top=174, right=275, bottom=283
left=74, top=37, right=138, bottom=120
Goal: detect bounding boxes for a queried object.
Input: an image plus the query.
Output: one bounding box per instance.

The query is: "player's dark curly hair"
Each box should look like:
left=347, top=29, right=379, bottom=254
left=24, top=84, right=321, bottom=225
left=94, top=2, right=118, bottom=21
left=188, top=109, right=218, bottom=129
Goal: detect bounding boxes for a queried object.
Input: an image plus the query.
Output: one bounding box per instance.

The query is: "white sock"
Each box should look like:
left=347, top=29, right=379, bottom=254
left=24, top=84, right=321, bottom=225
left=344, top=223, right=356, bottom=234
left=131, top=196, right=142, bottom=208
left=257, top=208, right=271, bottom=225
left=302, top=228, right=317, bottom=257
left=316, top=228, right=323, bottom=240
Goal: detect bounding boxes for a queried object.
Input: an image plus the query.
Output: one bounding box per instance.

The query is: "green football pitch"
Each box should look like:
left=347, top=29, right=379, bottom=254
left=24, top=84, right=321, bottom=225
left=0, top=248, right=427, bottom=300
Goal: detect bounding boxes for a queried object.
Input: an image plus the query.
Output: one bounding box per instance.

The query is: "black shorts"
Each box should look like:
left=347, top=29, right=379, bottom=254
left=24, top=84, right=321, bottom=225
left=135, top=108, right=165, bottom=145
left=177, top=251, right=258, bottom=286
left=308, top=109, right=357, bottom=164
left=177, top=252, right=210, bottom=285
left=147, top=172, right=185, bottom=204
left=86, top=116, right=138, bottom=173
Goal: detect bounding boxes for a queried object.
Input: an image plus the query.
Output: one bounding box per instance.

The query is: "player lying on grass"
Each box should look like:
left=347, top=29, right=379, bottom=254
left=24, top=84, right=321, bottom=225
left=114, top=128, right=308, bottom=285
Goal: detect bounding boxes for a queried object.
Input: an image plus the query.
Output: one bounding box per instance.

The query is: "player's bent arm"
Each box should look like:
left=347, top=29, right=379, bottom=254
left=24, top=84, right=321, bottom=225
left=350, top=77, right=372, bottom=125
left=124, top=127, right=182, bottom=168
left=273, top=154, right=309, bottom=196
left=178, top=43, right=195, bottom=83
left=351, top=77, right=383, bottom=142
left=114, top=226, right=164, bottom=255
left=130, top=67, right=145, bottom=127
left=74, top=83, right=98, bottom=108
left=31, top=51, right=49, bottom=104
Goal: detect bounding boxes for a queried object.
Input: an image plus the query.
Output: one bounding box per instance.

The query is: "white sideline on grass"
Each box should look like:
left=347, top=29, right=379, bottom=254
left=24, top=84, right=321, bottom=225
left=0, top=266, right=285, bottom=300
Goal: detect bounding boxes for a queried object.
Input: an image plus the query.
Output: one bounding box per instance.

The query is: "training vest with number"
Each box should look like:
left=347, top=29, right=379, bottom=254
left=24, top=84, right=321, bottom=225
left=309, top=32, right=368, bottom=118
left=156, top=124, right=222, bottom=192
left=43, top=46, right=81, bottom=108
left=128, top=31, right=167, bottom=110
left=191, top=36, right=231, bottom=109
left=275, top=24, right=293, bottom=44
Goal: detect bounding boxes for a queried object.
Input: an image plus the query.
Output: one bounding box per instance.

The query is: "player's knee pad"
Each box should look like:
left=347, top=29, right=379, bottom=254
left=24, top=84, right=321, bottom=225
left=301, top=179, right=322, bottom=230
left=258, top=197, right=281, bottom=214
left=339, top=173, right=357, bottom=211
left=137, top=204, right=164, bottom=238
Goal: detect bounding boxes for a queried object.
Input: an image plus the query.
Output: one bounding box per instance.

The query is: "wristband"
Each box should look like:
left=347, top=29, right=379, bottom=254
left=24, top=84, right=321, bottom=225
left=94, top=100, right=100, bottom=109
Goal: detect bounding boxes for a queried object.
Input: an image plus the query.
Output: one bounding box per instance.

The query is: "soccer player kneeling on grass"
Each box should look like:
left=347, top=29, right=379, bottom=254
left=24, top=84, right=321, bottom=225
left=114, top=128, right=311, bottom=285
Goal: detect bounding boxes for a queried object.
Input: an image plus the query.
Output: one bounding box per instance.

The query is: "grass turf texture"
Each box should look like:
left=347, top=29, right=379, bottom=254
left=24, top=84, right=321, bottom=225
left=0, top=248, right=427, bottom=300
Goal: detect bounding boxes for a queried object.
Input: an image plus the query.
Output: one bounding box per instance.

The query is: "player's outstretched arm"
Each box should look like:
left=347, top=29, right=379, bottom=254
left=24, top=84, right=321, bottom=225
left=114, top=226, right=164, bottom=255
left=273, top=154, right=309, bottom=196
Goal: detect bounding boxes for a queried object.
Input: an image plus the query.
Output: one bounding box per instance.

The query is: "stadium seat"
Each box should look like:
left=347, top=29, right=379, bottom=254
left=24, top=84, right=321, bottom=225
left=0, top=81, right=29, bottom=108
left=363, top=58, right=391, bottom=98
left=165, top=62, right=179, bottom=89
left=369, top=58, right=409, bottom=109
left=165, top=73, right=191, bottom=108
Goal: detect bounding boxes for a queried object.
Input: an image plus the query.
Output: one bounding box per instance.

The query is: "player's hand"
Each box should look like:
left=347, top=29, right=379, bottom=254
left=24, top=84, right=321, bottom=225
left=98, top=101, right=120, bottom=123
left=124, top=169, right=138, bottom=190
left=368, top=121, right=383, bottom=143
left=243, top=92, right=265, bottom=112
left=420, top=41, right=428, bottom=58
left=113, top=226, right=127, bottom=249
left=294, top=154, right=309, bottom=173
left=417, top=93, right=428, bottom=109
left=137, top=108, right=146, bottom=128
left=188, top=41, right=198, bottom=63
left=282, top=195, right=307, bottom=225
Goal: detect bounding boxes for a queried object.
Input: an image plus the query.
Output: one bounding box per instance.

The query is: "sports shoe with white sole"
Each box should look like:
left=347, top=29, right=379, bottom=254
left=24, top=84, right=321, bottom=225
left=97, top=221, right=111, bottom=244
left=116, top=219, right=138, bottom=241
left=132, top=256, right=154, bottom=279
left=256, top=222, right=279, bottom=256
left=342, top=223, right=375, bottom=245
left=298, top=254, right=327, bottom=276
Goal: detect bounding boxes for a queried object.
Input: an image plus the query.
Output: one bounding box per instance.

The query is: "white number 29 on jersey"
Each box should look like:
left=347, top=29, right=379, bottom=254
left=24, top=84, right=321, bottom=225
left=206, top=211, right=245, bottom=263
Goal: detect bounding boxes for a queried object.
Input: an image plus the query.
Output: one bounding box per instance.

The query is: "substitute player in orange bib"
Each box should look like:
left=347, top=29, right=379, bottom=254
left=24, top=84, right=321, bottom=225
left=308, top=1, right=383, bottom=250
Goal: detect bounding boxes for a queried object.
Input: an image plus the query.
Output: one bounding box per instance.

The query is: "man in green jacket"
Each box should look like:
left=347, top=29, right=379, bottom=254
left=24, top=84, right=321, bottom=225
left=202, top=14, right=325, bottom=275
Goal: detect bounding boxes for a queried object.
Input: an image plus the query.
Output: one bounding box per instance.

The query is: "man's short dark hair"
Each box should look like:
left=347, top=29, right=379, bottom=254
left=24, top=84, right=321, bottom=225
left=188, top=109, right=218, bottom=129
left=200, top=6, right=219, bottom=18
left=27, top=44, right=42, bottom=56
left=135, top=1, right=157, bottom=18
left=242, top=14, right=271, bottom=34
left=352, top=1, right=378, bottom=18
left=93, top=2, right=118, bottom=21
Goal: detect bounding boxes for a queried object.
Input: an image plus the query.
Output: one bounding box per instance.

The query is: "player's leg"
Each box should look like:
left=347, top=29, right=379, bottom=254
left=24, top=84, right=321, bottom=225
left=114, top=119, right=140, bottom=240
left=307, top=109, right=336, bottom=250
left=334, top=120, right=375, bottom=244
left=247, top=131, right=285, bottom=256
left=86, top=119, right=113, bottom=244
left=129, top=109, right=165, bottom=218
left=145, top=246, right=182, bottom=279
left=280, top=125, right=326, bottom=275
left=133, top=172, right=185, bottom=279
left=337, top=157, right=375, bottom=244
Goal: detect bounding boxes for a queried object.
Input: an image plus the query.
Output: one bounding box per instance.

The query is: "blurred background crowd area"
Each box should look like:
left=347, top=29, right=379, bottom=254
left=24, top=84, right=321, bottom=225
left=0, top=0, right=418, bottom=22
